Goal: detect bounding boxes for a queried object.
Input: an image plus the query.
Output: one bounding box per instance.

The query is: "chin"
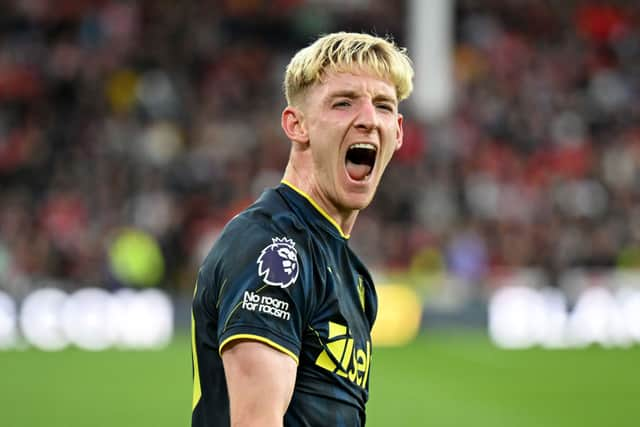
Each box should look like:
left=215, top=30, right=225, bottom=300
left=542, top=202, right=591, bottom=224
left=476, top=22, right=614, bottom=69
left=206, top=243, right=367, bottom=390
left=342, top=193, right=374, bottom=211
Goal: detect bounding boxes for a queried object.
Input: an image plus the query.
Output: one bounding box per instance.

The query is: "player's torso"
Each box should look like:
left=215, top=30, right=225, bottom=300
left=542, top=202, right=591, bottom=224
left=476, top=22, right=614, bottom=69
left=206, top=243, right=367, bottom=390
left=192, top=185, right=378, bottom=427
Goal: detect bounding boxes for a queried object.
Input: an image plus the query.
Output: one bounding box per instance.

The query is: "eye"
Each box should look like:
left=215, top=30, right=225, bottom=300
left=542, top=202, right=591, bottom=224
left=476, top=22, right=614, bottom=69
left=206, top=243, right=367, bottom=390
left=333, top=100, right=351, bottom=108
left=376, top=103, right=394, bottom=112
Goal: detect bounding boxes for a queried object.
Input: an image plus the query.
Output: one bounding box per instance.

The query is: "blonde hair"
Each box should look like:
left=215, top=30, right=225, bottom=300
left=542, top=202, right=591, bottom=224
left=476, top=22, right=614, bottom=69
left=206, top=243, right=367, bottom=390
left=284, top=32, right=414, bottom=106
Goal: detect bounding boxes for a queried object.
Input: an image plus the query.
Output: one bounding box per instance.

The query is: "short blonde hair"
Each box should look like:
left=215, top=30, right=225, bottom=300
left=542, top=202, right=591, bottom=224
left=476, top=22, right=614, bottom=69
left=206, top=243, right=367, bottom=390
left=284, top=32, right=414, bottom=106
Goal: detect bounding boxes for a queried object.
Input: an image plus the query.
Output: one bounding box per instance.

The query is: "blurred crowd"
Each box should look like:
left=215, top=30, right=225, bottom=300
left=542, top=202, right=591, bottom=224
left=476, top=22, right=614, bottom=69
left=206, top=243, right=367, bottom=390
left=1, top=0, right=640, bottom=296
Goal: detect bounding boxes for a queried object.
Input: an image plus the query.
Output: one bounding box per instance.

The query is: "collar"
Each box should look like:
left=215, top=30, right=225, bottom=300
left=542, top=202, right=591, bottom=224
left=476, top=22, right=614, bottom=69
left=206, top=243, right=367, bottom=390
left=279, top=180, right=350, bottom=240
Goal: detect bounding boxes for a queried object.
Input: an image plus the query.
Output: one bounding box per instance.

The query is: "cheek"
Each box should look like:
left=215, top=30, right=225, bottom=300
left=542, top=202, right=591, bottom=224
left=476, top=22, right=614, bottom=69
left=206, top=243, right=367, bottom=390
left=310, top=118, right=335, bottom=142
left=381, top=139, right=400, bottom=165
left=381, top=128, right=400, bottom=158
left=311, top=123, right=342, bottom=154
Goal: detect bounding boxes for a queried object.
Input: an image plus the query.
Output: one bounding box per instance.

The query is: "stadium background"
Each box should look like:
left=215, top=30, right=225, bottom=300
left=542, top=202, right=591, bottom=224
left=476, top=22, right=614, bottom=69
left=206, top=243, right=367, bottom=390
left=2, top=0, right=640, bottom=426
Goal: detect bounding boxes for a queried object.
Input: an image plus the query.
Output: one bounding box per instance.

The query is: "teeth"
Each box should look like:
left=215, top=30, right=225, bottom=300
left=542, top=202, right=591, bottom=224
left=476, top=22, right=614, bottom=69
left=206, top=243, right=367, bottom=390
left=349, top=143, right=377, bottom=151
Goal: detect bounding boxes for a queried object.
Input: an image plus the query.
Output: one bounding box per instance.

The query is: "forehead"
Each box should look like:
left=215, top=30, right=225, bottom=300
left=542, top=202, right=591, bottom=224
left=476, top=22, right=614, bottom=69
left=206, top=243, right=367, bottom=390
left=313, top=70, right=397, bottom=101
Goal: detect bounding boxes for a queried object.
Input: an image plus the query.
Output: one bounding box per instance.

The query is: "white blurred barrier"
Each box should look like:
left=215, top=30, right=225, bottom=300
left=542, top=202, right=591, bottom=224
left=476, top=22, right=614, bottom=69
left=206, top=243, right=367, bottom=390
left=489, top=282, right=640, bottom=349
left=0, top=291, right=17, bottom=349
left=0, top=287, right=173, bottom=351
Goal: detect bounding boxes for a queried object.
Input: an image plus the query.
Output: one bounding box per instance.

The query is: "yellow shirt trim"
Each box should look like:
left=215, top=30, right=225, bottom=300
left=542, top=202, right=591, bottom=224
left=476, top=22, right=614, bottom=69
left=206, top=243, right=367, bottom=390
left=191, top=280, right=202, bottom=410
left=219, top=334, right=300, bottom=365
left=191, top=311, right=202, bottom=410
left=280, top=180, right=350, bottom=239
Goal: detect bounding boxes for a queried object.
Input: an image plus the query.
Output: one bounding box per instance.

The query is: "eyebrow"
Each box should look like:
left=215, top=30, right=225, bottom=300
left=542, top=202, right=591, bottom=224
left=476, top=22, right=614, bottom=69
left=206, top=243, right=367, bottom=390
left=328, top=90, right=358, bottom=100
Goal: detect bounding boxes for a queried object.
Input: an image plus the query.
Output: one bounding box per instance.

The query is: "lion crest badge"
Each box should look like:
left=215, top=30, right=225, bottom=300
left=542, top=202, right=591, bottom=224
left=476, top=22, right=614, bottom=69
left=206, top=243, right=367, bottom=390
left=257, top=237, right=299, bottom=288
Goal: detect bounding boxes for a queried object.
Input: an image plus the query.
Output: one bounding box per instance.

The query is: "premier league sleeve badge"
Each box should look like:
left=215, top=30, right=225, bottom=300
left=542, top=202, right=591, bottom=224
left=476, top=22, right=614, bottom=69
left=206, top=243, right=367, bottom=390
left=256, top=237, right=300, bottom=289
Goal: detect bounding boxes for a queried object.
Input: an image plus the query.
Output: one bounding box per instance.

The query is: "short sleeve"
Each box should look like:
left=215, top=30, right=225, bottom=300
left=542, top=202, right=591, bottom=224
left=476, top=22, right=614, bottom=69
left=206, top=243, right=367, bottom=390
left=214, top=219, right=311, bottom=363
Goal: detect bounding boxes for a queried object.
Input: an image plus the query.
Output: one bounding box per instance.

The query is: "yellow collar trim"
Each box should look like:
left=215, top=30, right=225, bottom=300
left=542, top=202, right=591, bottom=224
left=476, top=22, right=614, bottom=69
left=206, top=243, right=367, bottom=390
left=281, top=180, right=350, bottom=239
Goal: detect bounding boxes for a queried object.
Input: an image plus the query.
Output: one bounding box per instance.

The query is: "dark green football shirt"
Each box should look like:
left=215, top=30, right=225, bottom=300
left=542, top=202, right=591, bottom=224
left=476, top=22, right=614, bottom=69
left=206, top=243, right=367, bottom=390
left=191, top=181, right=378, bottom=427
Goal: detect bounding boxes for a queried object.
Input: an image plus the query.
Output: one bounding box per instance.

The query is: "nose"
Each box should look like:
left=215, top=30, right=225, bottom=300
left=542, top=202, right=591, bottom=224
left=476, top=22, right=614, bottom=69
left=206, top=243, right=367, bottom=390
left=354, top=100, right=378, bottom=132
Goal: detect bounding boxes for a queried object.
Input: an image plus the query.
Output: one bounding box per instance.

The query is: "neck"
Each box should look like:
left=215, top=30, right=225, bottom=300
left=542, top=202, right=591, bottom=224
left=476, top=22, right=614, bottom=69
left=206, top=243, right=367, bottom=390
left=282, top=163, right=358, bottom=238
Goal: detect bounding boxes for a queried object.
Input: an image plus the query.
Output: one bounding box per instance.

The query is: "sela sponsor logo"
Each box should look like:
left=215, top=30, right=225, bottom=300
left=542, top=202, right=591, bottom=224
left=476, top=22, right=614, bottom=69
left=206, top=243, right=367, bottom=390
left=242, top=291, right=291, bottom=321
left=257, top=237, right=299, bottom=288
left=315, top=321, right=371, bottom=388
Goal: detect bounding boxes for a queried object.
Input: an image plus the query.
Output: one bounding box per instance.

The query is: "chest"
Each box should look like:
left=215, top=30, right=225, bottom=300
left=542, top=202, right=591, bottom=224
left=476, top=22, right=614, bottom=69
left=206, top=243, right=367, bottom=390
left=318, top=245, right=376, bottom=330
left=302, top=246, right=377, bottom=388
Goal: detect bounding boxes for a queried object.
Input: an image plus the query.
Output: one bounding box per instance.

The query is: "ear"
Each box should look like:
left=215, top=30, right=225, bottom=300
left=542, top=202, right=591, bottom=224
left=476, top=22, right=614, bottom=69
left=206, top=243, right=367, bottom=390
left=394, top=113, right=404, bottom=151
left=281, top=106, right=309, bottom=145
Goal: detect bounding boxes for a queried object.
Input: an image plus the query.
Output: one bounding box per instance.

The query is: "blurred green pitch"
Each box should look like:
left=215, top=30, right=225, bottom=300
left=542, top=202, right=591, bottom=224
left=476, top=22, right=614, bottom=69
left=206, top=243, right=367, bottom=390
left=1, top=331, right=638, bottom=427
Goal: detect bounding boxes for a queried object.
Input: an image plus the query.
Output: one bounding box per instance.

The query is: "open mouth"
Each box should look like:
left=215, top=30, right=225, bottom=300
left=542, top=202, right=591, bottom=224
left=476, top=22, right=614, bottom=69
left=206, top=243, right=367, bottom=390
left=345, top=143, right=377, bottom=181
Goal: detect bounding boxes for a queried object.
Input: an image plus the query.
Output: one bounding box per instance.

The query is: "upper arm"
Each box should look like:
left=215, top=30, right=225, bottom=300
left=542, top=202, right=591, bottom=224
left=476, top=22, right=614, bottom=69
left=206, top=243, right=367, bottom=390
left=214, top=223, right=314, bottom=365
left=222, top=340, right=297, bottom=426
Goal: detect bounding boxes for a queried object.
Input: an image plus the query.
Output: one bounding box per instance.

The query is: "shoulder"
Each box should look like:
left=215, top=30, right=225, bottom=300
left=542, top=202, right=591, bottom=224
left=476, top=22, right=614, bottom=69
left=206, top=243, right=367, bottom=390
left=228, top=187, right=306, bottom=241
left=200, top=189, right=314, bottom=283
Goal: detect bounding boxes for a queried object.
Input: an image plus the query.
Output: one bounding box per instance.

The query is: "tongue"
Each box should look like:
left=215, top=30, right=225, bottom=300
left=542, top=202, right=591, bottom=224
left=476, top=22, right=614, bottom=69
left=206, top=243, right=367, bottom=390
left=346, top=160, right=372, bottom=181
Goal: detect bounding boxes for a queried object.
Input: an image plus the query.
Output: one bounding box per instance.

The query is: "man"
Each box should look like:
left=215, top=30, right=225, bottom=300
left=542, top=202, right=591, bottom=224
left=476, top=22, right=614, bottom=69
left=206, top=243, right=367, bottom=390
left=191, top=32, right=414, bottom=426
